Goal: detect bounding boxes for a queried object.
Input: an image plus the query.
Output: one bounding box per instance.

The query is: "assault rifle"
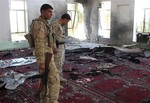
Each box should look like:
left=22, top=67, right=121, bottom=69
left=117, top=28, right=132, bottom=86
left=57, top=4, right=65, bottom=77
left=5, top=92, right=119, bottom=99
left=30, top=52, right=52, bottom=99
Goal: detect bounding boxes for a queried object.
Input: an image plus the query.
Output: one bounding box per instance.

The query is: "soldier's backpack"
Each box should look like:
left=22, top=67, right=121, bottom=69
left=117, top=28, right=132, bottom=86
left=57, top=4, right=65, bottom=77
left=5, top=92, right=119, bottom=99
left=24, top=20, right=35, bottom=48
left=24, top=19, right=50, bottom=48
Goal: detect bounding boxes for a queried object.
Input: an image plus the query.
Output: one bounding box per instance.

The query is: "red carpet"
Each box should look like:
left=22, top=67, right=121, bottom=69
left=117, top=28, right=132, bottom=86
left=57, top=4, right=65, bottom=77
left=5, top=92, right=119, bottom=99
left=0, top=47, right=150, bottom=103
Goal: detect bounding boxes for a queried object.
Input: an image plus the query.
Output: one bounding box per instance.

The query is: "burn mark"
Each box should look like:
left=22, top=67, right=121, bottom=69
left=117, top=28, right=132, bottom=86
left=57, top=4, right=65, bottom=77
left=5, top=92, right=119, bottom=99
left=111, top=14, right=133, bottom=43
left=74, top=0, right=89, bottom=4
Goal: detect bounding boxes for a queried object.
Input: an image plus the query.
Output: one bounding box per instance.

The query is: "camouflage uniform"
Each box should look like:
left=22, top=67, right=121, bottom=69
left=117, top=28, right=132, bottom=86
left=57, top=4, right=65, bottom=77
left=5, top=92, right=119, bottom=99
left=32, top=17, right=60, bottom=103
left=50, top=20, right=65, bottom=78
left=147, top=37, right=150, bottom=45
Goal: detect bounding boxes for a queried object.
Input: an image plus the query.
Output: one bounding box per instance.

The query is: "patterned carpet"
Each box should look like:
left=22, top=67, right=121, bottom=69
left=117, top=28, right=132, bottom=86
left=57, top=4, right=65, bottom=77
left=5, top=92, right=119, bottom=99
left=0, top=47, right=150, bottom=103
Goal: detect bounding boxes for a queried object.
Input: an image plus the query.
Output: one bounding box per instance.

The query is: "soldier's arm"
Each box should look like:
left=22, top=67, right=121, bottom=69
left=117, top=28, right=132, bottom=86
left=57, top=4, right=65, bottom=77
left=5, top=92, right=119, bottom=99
left=54, top=25, right=65, bottom=42
left=34, top=21, right=46, bottom=64
left=50, top=24, right=57, bottom=53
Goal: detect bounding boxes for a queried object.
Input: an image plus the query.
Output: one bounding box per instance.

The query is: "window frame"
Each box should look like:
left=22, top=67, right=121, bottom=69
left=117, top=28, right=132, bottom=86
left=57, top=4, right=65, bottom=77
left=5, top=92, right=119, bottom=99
left=10, top=0, right=27, bottom=34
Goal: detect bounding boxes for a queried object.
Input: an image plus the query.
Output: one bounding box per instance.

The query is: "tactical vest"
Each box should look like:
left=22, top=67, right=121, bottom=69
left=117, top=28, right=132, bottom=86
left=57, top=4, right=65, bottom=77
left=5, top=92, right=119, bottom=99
left=25, top=19, right=54, bottom=48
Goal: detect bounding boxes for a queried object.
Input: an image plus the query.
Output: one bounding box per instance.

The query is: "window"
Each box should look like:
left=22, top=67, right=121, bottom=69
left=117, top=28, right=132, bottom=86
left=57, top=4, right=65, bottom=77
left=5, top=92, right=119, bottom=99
left=144, top=9, right=150, bottom=32
left=10, top=0, right=27, bottom=34
left=98, top=1, right=111, bottom=38
left=10, top=0, right=28, bottom=41
left=67, top=3, right=77, bottom=30
left=67, top=3, right=86, bottom=40
left=136, top=8, right=150, bottom=33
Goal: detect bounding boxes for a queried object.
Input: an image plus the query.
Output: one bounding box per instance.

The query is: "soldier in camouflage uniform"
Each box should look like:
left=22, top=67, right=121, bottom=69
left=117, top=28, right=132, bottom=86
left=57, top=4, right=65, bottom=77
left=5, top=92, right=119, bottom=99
left=50, top=13, right=71, bottom=83
left=31, top=4, right=60, bottom=103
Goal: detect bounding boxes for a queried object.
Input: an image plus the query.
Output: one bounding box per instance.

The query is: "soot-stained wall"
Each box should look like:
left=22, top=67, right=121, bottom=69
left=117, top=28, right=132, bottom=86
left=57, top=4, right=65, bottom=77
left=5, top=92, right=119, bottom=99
left=110, top=0, right=135, bottom=44
left=71, top=0, right=135, bottom=44
left=0, top=0, right=136, bottom=44
left=74, top=0, right=99, bottom=42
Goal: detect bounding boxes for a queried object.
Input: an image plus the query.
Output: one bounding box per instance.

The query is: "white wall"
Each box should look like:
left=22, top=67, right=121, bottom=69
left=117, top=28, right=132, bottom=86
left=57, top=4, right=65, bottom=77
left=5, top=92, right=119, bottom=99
left=0, top=0, right=67, bottom=42
left=26, top=0, right=67, bottom=26
left=0, top=0, right=11, bottom=41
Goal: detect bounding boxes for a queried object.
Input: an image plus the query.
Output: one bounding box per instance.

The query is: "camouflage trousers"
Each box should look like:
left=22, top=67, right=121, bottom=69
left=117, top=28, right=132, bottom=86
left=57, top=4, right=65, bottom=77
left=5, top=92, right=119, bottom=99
left=54, top=48, right=65, bottom=78
left=39, top=55, right=60, bottom=103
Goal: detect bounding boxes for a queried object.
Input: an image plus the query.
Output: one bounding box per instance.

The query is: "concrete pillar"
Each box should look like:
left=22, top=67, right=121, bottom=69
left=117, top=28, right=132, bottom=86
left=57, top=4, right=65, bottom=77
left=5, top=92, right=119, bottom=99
left=110, top=0, right=135, bottom=44
left=72, top=0, right=99, bottom=42
left=83, top=0, right=99, bottom=42
left=0, top=0, right=11, bottom=41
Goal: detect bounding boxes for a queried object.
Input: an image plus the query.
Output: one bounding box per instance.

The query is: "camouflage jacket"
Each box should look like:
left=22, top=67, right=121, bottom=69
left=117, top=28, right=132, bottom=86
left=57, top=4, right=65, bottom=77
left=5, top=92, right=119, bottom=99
left=32, top=16, right=54, bottom=63
left=50, top=20, right=65, bottom=43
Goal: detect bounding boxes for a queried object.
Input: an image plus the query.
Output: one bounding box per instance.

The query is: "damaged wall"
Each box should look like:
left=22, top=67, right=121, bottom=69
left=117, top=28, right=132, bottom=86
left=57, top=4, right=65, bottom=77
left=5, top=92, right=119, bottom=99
left=110, top=0, right=135, bottom=44
left=69, top=0, right=136, bottom=44
left=73, top=0, right=99, bottom=42
left=0, top=0, right=136, bottom=44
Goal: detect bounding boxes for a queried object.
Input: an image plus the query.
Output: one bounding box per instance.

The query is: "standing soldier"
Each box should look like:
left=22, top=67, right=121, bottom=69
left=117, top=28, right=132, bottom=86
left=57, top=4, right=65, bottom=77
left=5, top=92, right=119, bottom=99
left=30, top=4, right=60, bottom=103
left=50, top=13, right=71, bottom=85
